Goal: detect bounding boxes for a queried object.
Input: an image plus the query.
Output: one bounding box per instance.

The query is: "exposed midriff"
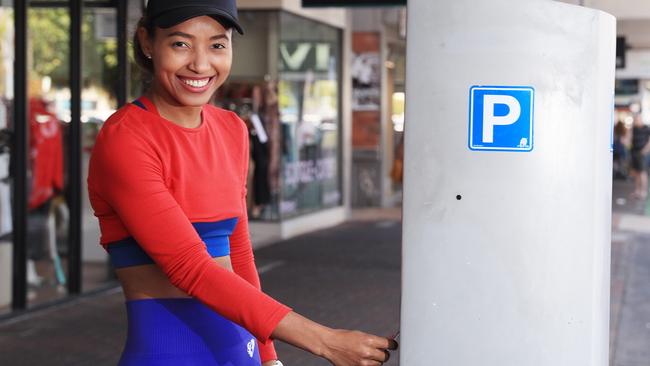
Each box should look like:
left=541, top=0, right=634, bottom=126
left=115, top=256, right=233, bottom=300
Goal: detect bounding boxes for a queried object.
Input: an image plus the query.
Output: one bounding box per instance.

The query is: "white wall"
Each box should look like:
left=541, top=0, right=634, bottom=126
left=616, top=49, right=650, bottom=79
left=230, top=12, right=273, bottom=79
left=557, top=0, right=650, bottom=19
left=587, top=0, right=650, bottom=19
left=618, top=19, right=650, bottom=49
left=239, top=0, right=347, bottom=28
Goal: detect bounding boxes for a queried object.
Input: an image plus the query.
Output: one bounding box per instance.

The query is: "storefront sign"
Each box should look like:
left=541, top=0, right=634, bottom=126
left=283, top=157, right=337, bottom=186
left=280, top=42, right=334, bottom=73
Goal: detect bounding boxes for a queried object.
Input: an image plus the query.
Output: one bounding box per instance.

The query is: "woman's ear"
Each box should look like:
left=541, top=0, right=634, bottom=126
left=137, top=27, right=153, bottom=58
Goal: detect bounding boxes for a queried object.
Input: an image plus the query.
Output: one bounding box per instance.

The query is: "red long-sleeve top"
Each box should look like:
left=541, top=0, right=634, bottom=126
left=87, top=97, right=291, bottom=362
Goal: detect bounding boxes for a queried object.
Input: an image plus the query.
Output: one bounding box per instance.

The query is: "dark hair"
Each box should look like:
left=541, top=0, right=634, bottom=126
left=132, top=16, right=156, bottom=77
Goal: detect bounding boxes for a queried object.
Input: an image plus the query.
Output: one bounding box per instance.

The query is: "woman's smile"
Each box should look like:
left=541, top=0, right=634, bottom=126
left=177, top=75, right=215, bottom=93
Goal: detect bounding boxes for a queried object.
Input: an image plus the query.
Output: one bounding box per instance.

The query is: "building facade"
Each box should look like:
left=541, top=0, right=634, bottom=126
left=0, top=0, right=353, bottom=317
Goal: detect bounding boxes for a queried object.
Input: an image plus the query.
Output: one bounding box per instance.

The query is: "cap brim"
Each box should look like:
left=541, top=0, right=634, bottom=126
left=153, top=7, right=244, bottom=35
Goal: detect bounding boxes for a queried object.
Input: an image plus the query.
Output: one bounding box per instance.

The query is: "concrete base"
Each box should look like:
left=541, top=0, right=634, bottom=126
left=249, top=206, right=348, bottom=250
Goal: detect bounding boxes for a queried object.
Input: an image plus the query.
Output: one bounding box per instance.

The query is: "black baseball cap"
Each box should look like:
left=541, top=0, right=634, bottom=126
left=146, top=0, right=244, bottom=34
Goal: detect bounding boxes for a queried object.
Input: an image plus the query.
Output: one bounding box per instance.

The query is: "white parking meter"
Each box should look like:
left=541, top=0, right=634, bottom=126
left=400, top=1, right=616, bottom=365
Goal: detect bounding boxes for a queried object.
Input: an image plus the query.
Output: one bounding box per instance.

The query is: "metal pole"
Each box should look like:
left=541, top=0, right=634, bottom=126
left=11, top=0, right=29, bottom=311
left=67, top=0, right=83, bottom=295
left=117, top=0, right=129, bottom=107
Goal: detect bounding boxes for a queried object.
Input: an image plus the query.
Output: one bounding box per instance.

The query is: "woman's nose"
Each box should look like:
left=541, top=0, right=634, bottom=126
left=188, top=49, right=211, bottom=74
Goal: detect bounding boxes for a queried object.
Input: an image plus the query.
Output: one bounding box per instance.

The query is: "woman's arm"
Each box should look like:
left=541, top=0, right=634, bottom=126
left=272, top=311, right=398, bottom=366
left=89, top=122, right=291, bottom=343
left=229, top=207, right=280, bottom=362
left=229, top=117, right=281, bottom=362
left=229, top=114, right=398, bottom=365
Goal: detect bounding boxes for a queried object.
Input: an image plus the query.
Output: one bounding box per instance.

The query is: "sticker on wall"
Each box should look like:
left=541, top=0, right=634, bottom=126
left=468, top=86, right=535, bottom=152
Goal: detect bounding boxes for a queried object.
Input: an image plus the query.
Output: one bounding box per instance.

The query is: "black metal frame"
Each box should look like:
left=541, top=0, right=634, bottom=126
left=67, top=0, right=83, bottom=295
left=117, top=0, right=129, bottom=107
left=10, top=0, right=126, bottom=312
left=12, top=0, right=29, bottom=311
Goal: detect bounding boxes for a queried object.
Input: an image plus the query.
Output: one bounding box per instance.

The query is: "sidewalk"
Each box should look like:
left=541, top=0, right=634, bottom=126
left=1, top=194, right=648, bottom=365
left=0, top=211, right=402, bottom=366
left=610, top=180, right=650, bottom=366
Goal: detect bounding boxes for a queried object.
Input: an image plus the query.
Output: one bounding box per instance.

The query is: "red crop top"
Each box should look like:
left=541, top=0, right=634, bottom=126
left=87, top=96, right=291, bottom=362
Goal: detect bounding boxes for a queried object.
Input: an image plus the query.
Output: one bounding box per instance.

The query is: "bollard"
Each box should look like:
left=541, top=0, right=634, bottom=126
left=401, top=1, right=615, bottom=365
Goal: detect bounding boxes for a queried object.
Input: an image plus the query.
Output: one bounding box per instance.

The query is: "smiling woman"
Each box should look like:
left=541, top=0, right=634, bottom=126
left=134, top=16, right=234, bottom=127
left=87, top=1, right=397, bottom=366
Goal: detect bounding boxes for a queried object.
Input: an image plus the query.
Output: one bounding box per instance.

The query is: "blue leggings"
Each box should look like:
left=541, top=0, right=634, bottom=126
left=118, top=298, right=262, bottom=366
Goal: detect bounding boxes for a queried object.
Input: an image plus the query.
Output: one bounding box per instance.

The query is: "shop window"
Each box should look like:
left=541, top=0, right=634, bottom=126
left=277, top=12, right=342, bottom=218
left=25, top=6, right=71, bottom=307
left=216, top=11, right=342, bottom=220
left=80, top=6, right=122, bottom=294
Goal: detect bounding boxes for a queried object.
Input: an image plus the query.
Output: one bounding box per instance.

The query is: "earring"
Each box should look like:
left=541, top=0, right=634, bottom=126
left=146, top=54, right=152, bottom=59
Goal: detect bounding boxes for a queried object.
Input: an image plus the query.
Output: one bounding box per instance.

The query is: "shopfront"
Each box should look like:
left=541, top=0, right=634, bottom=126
left=1, top=1, right=347, bottom=317
left=218, top=10, right=343, bottom=221
left=0, top=0, right=135, bottom=316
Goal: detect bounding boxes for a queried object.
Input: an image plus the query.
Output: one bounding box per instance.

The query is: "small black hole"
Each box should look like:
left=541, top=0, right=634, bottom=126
left=456, top=195, right=462, bottom=200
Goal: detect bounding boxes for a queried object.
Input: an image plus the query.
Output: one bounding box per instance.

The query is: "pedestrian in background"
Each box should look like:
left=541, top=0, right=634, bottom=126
left=629, top=114, right=650, bottom=199
left=613, top=120, right=628, bottom=180
left=87, top=1, right=397, bottom=365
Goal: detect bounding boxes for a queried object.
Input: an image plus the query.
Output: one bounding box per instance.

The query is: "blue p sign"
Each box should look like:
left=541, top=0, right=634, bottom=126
left=469, top=86, right=535, bottom=152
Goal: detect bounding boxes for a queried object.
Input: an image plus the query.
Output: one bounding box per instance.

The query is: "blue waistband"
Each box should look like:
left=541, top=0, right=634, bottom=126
left=107, top=218, right=238, bottom=269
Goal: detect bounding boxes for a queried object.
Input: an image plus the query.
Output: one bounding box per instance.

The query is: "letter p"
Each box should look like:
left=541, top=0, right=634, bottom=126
left=482, top=95, right=521, bottom=143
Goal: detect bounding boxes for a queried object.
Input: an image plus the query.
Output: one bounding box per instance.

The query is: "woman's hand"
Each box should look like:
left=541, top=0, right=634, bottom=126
left=271, top=311, right=398, bottom=366
left=321, top=329, right=398, bottom=366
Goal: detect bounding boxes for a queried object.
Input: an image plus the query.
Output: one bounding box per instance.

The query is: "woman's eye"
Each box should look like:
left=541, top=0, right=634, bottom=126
left=212, top=43, right=226, bottom=49
left=172, top=41, right=189, bottom=48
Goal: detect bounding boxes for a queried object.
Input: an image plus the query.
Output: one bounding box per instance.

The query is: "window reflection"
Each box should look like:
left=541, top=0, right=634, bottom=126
left=25, top=7, right=70, bottom=307
left=278, top=12, right=342, bottom=217
left=0, top=2, right=13, bottom=315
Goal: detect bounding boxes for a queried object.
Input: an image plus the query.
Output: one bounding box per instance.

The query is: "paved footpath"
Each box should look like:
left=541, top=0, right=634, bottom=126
left=610, top=180, right=650, bottom=366
left=0, top=214, right=402, bottom=366
left=1, top=196, right=649, bottom=366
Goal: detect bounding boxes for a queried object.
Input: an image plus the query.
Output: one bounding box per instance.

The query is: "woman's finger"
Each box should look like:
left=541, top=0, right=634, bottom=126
left=364, top=346, right=390, bottom=362
left=370, top=336, right=399, bottom=351
left=387, top=337, right=398, bottom=350
left=360, top=360, right=382, bottom=366
left=383, top=349, right=391, bottom=363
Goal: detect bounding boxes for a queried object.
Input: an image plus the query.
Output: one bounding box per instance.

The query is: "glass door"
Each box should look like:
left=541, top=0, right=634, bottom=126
left=25, top=4, right=71, bottom=307
left=4, top=0, right=133, bottom=311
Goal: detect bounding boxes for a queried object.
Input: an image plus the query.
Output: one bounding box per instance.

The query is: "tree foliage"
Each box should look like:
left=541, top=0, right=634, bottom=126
left=29, top=8, right=118, bottom=99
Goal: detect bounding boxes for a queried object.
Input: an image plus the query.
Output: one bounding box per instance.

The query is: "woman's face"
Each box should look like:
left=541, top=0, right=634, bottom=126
left=139, top=16, right=233, bottom=107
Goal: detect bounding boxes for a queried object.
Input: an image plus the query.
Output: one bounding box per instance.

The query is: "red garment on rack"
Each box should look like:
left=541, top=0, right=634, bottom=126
left=29, top=98, right=63, bottom=210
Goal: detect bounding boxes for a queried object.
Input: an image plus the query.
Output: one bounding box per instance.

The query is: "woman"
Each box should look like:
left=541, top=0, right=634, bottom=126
left=87, top=0, right=397, bottom=365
